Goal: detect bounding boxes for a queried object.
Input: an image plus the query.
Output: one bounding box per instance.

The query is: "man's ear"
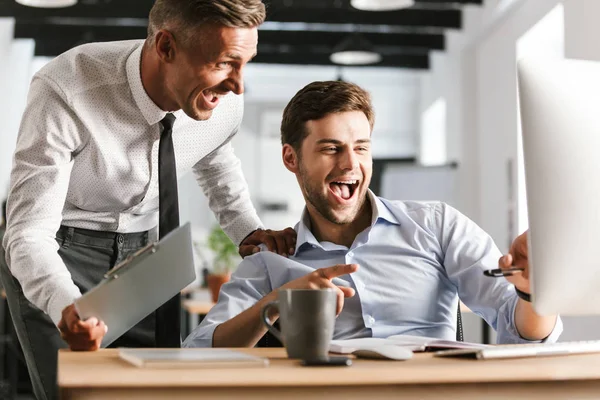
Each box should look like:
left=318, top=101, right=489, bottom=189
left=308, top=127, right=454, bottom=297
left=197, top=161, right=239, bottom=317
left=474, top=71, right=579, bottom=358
left=154, top=30, right=177, bottom=63
left=282, top=144, right=299, bottom=173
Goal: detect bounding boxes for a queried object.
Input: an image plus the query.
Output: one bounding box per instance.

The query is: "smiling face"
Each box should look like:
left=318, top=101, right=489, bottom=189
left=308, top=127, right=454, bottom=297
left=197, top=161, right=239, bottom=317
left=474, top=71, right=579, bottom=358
left=157, top=24, right=258, bottom=120
left=284, top=111, right=373, bottom=225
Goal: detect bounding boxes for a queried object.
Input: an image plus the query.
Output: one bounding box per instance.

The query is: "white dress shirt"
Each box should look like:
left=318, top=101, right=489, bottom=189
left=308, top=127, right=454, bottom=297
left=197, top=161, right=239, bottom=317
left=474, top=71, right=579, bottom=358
left=184, top=192, right=562, bottom=347
left=3, top=40, right=262, bottom=326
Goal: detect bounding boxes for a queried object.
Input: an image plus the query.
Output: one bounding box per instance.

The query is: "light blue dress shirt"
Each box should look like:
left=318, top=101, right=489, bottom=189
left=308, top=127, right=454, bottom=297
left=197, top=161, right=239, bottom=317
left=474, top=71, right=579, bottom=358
left=184, top=192, right=562, bottom=347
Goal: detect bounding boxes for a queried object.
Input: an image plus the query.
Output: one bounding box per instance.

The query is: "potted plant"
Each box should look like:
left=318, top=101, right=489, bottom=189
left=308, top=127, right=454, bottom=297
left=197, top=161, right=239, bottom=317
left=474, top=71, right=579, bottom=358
left=205, top=224, right=240, bottom=303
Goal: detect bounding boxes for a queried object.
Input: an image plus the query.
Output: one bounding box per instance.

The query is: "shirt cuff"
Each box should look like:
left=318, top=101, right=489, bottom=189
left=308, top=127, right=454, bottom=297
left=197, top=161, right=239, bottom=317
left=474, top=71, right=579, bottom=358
left=183, top=322, right=219, bottom=348
left=540, top=315, right=563, bottom=343
left=47, top=285, right=82, bottom=326
left=506, top=295, right=563, bottom=344
left=239, top=229, right=259, bottom=246
left=229, top=218, right=263, bottom=246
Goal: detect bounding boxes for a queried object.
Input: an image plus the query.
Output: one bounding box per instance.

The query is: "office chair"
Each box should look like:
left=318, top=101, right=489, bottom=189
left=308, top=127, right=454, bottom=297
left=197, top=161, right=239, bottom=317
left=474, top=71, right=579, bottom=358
left=456, top=304, right=464, bottom=342
left=257, top=304, right=464, bottom=347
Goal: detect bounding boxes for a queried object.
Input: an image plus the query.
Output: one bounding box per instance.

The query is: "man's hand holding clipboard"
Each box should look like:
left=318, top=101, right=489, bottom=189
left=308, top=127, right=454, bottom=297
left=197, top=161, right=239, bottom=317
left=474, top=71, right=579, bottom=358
left=58, top=305, right=107, bottom=351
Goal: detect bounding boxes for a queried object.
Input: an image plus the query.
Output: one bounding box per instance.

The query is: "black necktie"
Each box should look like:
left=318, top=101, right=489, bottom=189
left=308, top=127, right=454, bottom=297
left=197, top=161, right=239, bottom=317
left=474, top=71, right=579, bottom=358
left=155, top=113, right=181, bottom=348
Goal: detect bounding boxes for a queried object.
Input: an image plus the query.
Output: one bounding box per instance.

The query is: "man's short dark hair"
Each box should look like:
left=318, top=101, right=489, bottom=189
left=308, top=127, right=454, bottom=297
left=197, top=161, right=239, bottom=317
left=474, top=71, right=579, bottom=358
left=280, top=80, right=375, bottom=154
left=147, top=0, right=266, bottom=47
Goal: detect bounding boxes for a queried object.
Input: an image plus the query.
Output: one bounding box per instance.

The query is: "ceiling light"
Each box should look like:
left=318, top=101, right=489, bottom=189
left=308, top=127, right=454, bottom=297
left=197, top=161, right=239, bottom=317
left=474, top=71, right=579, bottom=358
left=15, top=0, right=77, bottom=7
left=330, top=33, right=382, bottom=66
left=350, top=0, right=414, bottom=11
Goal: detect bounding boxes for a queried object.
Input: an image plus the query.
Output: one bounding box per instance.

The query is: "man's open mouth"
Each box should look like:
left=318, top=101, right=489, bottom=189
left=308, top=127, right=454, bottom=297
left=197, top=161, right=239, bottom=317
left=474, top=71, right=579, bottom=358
left=203, top=90, right=223, bottom=104
left=329, top=180, right=359, bottom=201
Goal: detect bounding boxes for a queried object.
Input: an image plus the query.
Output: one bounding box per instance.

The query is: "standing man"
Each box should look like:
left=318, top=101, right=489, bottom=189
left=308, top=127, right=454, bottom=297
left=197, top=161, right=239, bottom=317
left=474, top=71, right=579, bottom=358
left=0, top=1, right=294, bottom=399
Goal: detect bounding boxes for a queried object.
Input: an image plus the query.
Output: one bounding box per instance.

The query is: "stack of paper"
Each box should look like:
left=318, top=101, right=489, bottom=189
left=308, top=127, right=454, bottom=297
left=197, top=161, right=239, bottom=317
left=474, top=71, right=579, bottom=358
left=119, top=348, right=269, bottom=369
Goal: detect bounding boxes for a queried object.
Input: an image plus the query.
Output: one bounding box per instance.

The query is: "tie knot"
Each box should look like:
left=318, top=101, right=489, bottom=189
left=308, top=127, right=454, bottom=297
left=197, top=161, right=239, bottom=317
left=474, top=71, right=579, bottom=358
left=160, top=113, right=176, bottom=133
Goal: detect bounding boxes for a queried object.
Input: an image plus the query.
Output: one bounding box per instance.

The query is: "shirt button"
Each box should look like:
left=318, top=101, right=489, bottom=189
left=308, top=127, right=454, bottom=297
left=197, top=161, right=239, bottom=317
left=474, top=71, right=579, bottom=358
left=347, top=251, right=354, bottom=257
left=369, top=316, right=376, bottom=324
left=117, top=234, right=124, bottom=244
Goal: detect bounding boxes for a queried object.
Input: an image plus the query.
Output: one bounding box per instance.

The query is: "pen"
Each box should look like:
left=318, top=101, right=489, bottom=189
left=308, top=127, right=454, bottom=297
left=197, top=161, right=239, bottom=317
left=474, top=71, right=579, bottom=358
left=483, top=267, right=525, bottom=277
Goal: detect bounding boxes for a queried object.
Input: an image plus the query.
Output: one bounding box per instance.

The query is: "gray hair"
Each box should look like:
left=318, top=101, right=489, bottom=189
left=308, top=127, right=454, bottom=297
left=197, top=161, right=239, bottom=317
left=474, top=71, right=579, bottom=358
left=147, top=0, right=266, bottom=47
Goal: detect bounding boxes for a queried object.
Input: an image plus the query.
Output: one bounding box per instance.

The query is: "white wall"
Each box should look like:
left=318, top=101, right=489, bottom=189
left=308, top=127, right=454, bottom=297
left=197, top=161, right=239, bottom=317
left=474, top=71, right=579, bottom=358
left=563, top=0, right=600, bottom=62
left=420, top=0, right=563, bottom=248
left=475, top=0, right=566, bottom=250
left=516, top=4, right=565, bottom=234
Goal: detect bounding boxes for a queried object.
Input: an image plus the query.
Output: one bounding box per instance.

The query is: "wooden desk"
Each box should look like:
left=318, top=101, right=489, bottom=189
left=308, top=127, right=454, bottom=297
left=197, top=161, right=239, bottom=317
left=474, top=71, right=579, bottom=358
left=59, top=348, right=600, bottom=399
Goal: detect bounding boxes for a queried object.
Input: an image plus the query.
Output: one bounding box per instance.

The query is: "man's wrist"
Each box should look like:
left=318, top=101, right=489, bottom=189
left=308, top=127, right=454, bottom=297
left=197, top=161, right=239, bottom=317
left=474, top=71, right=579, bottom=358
left=260, top=290, right=280, bottom=319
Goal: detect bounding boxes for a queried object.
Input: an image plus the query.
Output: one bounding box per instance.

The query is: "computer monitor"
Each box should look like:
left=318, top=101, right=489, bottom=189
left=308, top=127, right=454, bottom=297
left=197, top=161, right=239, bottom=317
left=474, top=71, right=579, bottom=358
left=517, top=57, right=600, bottom=316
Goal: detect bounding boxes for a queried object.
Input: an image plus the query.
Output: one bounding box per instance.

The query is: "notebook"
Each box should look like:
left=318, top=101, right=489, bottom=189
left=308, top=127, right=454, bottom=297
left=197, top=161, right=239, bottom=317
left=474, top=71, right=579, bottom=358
left=330, top=334, right=489, bottom=354
left=119, top=348, right=269, bottom=369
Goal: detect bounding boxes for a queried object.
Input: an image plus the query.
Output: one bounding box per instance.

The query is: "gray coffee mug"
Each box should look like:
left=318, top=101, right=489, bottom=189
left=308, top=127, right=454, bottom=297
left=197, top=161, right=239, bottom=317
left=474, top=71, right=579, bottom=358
left=261, top=288, right=337, bottom=360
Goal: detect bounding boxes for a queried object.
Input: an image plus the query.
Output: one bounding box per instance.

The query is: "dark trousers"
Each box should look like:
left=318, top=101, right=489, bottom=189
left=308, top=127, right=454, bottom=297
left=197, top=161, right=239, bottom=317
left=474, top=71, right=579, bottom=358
left=0, top=226, right=156, bottom=400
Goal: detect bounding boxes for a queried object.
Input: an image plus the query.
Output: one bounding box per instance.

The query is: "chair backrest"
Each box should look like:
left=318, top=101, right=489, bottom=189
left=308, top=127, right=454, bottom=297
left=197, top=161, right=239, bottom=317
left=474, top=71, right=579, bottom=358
left=258, top=304, right=465, bottom=347
left=256, top=322, right=282, bottom=348
left=456, top=304, right=464, bottom=342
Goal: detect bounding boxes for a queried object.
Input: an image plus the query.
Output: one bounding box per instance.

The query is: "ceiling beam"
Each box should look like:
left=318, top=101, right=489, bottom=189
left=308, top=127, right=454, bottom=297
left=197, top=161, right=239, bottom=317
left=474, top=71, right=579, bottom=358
left=31, top=37, right=429, bottom=69
left=253, top=53, right=429, bottom=69
left=14, top=22, right=445, bottom=51
left=272, top=0, right=481, bottom=10
left=259, top=30, right=444, bottom=50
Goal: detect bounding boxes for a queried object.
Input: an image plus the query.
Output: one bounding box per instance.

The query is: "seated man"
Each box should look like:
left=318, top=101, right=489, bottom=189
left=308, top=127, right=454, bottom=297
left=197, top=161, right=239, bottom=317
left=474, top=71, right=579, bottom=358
left=184, top=81, right=562, bottom=348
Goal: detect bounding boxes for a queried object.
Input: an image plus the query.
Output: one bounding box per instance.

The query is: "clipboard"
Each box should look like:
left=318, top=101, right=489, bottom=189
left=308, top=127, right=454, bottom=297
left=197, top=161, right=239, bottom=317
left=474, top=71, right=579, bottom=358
left=74, top=223, right=196, bottom=348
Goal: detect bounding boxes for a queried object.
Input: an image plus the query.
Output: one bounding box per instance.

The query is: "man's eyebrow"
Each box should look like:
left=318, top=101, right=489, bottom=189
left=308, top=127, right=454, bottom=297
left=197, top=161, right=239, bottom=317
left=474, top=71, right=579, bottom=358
left=315, top=138, right=371, bottom=145
left=224, top=52, right=258, bottom=61
left=316, top=139, right=343, bottom=145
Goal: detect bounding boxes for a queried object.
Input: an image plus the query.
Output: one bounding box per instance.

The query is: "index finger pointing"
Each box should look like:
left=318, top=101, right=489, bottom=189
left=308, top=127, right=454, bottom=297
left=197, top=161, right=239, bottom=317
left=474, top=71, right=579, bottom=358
left=318, top=264, right=359, bottom=280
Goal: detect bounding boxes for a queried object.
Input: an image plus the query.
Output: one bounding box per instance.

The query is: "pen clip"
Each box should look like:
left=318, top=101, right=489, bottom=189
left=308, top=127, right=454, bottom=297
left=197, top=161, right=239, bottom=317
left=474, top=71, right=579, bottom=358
left=104, top=242, right=158, bottom=279
left=483, top=267, right=525, bottom=278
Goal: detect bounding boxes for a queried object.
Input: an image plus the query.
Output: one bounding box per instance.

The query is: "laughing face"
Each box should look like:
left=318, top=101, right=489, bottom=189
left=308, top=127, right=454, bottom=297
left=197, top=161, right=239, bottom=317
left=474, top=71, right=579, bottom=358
left=165, top=25, right=258, bottom=120
left=284, top=110, right=373, bottom=225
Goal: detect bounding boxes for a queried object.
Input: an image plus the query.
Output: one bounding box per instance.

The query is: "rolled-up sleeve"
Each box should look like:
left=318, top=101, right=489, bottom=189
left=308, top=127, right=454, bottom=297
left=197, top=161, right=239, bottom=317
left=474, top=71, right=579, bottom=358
left=496, top=294, right=563, bottom=344
left=436, top=203, right=562, bottom=344
left=183, top=255, right=272, bottom=348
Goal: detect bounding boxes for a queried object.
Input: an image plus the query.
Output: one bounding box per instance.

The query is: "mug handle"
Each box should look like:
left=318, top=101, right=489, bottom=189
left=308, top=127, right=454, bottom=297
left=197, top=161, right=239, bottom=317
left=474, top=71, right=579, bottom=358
left=260, top=300, right=283, bottom=343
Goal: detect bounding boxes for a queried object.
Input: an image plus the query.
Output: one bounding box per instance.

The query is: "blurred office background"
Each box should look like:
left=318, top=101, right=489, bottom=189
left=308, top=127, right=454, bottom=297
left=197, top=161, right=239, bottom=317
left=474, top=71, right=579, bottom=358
left=0, top=0, right=599, bottom=395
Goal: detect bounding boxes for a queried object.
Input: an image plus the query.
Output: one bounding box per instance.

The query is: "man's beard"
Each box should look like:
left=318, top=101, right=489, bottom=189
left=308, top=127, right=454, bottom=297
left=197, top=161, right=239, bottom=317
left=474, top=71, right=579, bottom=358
left=298, top=161, right=364, bottom=225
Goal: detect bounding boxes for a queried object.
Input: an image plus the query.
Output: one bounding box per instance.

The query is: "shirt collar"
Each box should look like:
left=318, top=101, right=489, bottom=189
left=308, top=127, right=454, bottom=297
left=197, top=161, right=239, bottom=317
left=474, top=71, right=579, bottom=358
left=126, top=43, right=176, bottom=127
left=368, top=190, right=401, bottom=226
left=293, top=189, right=400, bottom=255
